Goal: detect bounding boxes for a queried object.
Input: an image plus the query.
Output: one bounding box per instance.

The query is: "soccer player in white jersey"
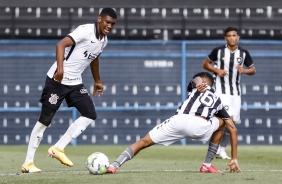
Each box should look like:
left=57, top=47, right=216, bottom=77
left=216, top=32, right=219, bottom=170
left=202, top=27, right=256, bottom=159
left=107, top=72, right=241, bottom=174
left=21, top=8, right=117, bottom=173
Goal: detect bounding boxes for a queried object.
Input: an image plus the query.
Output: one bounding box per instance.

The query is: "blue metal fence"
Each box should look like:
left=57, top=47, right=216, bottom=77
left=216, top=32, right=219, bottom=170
left=0, top=40, right=281, bottom=145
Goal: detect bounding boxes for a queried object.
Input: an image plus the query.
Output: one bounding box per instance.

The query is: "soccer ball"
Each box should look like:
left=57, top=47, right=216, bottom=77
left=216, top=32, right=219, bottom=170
left=86, top=152, right=109, bottom=175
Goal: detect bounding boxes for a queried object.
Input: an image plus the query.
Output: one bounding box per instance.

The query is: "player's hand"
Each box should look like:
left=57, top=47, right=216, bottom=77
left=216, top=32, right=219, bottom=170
left=196, top=83, right=207, bottom=93
left=217, top=69, right=228, bottom=77
left=237, top=65, right=245, bottom=74
left=226, top=159, right=241, bottom=173
left=53, top=71, right=63, bottom=83
left=94, top=82, right=104, bottom=97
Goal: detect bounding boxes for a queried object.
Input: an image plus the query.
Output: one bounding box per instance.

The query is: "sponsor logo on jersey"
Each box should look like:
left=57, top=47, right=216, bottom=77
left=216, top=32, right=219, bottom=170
left=64, top=77, right=81, bottom=81
left=80, top=87, right=88, bottom=94
left=49, top=94, right=59, bottom=105
left=83, top=50, right=98, bottom=60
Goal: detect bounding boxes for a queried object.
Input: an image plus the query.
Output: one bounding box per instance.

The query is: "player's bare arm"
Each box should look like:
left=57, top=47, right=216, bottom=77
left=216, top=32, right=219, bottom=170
left=224, top=118, right=241, bottom=173
left=237, top=65, right=256, bottom=75
left=202, top=58, right=227, bottom=77
left=54, top=37, right=74, bottom=83
left=90, top=57, right=104, bottom=97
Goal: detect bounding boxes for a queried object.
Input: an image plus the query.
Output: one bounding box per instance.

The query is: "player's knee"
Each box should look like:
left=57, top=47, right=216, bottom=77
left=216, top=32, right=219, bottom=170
left=38, top=105, right=57, bottom=126
left=139, top=134, right=154, bottom=147
left=39, top=115, right=52, bottom=126
left=76, top=102, right=97, bottom=120
left=81, top=111, right=97, bottom=121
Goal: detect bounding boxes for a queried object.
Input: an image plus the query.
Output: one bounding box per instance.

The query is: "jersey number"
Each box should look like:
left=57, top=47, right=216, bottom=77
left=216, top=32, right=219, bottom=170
left=199, top=91, right=215, bottom=107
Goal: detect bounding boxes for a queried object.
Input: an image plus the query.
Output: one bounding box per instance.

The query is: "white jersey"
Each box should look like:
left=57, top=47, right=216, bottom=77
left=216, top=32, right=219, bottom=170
left=47, top=23, right=108, bottom=85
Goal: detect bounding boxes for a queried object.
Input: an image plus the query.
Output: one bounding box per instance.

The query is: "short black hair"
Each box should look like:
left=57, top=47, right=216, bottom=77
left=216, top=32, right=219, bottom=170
left=192, top=72, right=214, bottom=87
left=100, top=8, right=117, bottom=19
left=224, top=27, right=238, bottom=36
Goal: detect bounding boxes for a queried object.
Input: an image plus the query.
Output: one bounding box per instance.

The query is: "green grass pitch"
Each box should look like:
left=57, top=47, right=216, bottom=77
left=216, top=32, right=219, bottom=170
left=0, top=145, right=282, bottom=184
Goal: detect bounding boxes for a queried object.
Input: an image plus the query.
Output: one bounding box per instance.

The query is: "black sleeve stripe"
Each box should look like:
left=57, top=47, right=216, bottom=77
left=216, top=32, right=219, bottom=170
left=65, top=45, right=75, bottom=61
left=220, top=48, right=226, bottom=94
left=64, top=35, right=76, bottom=61
left=67, top=35, right=76, bottom=45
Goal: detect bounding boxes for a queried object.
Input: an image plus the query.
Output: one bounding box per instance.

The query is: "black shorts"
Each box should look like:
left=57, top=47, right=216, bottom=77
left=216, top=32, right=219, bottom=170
left=40, top=77, right=93, bottom=110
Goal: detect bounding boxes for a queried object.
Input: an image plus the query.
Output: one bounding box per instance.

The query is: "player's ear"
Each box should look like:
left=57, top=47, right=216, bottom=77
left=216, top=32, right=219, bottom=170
left=98, top=16, right=102, bottom=23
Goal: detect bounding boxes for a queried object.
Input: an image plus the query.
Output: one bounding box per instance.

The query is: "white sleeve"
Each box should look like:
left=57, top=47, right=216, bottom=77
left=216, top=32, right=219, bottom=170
left=68, top=24, right=91, bottom=44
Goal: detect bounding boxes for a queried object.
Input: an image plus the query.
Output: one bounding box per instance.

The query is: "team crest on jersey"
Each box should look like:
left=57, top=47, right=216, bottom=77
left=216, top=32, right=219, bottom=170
left=237, top=57, right=243, bottom=64
left=49, top=94, right=59, bottom=105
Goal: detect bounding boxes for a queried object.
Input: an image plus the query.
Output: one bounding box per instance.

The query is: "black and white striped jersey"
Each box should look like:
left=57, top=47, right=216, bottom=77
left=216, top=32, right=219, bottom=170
left=176, top=87, right=230, bottom=120
left=208, top=45, right=254, bottom=96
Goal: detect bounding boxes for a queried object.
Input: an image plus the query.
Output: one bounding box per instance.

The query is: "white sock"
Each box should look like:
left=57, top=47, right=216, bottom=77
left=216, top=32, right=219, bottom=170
left=24, top=121, right=47, bottom=164
left=54, top=116, right=94, bottom=150
left=53, top=125, right=75, bottom=150
left=203, top=163, right=211, bottom=167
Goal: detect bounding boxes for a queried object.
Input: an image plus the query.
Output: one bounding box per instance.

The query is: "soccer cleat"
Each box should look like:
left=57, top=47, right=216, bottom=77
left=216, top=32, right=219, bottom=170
left=216, top=150, right=231, bottom=160
left=21, top=162, right=42, bottom=173
left=107, top=165, right=117, bottom=174
left=48, top=146, right=73, bottom=167
left=200, top=164, right=222, bottom=173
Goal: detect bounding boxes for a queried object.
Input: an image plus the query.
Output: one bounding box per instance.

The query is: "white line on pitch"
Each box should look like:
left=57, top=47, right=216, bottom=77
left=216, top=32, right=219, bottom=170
left=1, top=169, right=282, bottom=176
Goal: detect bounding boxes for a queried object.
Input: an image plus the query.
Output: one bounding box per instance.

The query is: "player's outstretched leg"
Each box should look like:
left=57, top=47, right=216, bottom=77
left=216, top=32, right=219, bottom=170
left=107, top=133, right=155, bottom=174
left=107, top=147, right=134, bottom=174
left=48, top=146, right=73, bottom=167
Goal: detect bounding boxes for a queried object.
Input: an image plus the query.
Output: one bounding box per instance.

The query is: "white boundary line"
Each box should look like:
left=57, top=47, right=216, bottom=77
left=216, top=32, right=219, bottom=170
left=1, top=169, right=282, bottom=176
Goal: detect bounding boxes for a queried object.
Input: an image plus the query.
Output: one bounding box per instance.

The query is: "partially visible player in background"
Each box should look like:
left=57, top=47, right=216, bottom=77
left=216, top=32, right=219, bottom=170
left=202, top=27, right=256, bottom=159
left=107, top=72, right=241, bottom=174
left=21, top=8, right=117, bottom=173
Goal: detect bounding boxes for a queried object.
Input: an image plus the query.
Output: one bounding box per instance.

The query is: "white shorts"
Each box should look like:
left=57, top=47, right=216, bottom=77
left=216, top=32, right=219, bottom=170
left=220, top=94, right=241, bottom=122
left=149, top=114, right=219, bottom=146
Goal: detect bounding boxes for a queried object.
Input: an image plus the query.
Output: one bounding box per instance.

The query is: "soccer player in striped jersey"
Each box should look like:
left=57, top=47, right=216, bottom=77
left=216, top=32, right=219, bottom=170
left=107, top=72, right=241, bottom=174
left=202, top=27, right=256, bottom=159
left=21, top=8, right=117, bottom=173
